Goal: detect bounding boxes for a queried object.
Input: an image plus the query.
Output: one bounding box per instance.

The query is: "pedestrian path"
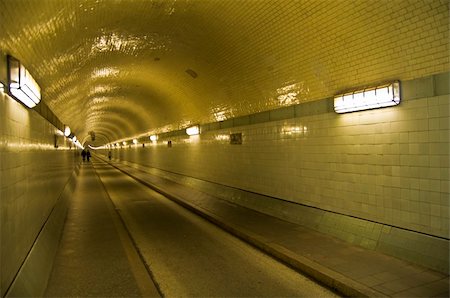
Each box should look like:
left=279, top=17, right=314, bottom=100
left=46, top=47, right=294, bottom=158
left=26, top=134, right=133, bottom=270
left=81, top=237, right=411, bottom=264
left=102, top=156, right=449, bottom=298
left=45, top=162, right=160, bottom=297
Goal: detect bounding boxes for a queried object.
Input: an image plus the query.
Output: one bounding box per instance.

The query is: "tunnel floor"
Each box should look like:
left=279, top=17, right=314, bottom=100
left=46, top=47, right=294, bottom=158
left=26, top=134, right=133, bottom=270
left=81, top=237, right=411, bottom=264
left=44, top=157, right=450, bottom=297
left=98, top=156, right=449, bottom=297
left=43, top=157, right=450, bottom=297
left=44, top=159, right=339, bottom=297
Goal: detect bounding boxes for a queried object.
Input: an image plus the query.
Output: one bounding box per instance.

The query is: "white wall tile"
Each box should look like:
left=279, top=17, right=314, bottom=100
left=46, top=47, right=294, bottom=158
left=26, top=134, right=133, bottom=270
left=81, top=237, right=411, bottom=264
left=1, top=93, right=77, bottom=293
left=113, top=93, right=449, bottom=238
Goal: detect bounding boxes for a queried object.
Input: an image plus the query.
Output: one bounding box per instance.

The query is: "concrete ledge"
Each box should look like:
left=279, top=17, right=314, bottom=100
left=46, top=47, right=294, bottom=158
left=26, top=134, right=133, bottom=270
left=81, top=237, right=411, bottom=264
left=377, top=226, right=449, bottom=274
left=112, top=159, right=449, bottom=275
left=5, top=166, right=79, bottom=297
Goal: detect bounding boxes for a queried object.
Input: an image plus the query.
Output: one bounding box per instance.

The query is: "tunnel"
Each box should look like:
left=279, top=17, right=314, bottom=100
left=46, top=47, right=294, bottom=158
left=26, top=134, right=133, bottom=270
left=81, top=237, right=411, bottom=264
left=0, top=0, right=449, bottom=297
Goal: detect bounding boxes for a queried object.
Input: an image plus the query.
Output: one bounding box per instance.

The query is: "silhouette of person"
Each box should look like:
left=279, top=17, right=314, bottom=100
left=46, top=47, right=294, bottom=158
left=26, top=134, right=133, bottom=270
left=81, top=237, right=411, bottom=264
left=81, top=149, right=86, bottom=162
left=86, top=150, right=91, bottom=162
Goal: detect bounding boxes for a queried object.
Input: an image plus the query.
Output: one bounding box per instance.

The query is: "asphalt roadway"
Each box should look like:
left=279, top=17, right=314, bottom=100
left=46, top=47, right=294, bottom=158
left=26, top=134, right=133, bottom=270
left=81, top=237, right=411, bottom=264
left=91, top=160, right=339, bottom=297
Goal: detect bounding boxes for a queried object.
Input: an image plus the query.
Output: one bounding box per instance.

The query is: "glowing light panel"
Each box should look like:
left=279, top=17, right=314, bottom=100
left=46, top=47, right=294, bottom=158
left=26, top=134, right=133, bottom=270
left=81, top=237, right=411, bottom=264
left=74, top=140, right=84, bottom=150
left=186, top=125, right=200, bottom=136
left=64, top=126, right=71, bottom=137
left=150, top=135, right=158, bottom=141
left=8, top=56, right=41, bottom=108
left=334, top=82, right=400, bottom=113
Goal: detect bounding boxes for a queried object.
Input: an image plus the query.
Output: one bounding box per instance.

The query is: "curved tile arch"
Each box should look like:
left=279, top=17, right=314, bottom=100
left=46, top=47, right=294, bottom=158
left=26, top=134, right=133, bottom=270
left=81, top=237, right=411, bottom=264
left=81, top=121, right=122, bottom=143
left=84, top=100, right=155, bottom=133
left=82, top=130, right=114, bottom=148
left=85, top=113, right=135, bottom=140
left=0, top=0, right=448, bottom=146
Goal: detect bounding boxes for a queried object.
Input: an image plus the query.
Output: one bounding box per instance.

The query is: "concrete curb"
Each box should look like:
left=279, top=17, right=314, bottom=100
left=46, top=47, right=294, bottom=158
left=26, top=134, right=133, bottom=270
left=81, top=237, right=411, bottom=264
left=102, top=157, right=387, bottom=298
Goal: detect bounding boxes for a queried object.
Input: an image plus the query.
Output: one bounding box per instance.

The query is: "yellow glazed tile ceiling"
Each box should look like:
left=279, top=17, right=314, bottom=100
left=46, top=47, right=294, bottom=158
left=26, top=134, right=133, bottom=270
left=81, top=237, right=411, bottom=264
left=0, top=0, right=448, bottom=144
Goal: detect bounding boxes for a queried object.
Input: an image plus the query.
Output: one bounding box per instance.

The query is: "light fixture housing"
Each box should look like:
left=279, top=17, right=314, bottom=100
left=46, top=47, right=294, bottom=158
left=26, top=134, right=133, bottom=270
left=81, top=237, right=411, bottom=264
left=64, top=126, right=71, bottom=137
left=149, top=135, right=158, bottom=142
left=186, top=125, right=200, bottom=136
left=133, top=139, right=138, bottom=144
left=7, top=56, right=41, bottom=108
left=334, top=81, right=400, bottom=114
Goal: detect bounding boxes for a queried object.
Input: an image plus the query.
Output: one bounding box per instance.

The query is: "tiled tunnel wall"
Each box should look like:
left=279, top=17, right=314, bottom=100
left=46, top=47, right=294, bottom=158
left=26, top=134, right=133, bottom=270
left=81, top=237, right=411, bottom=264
left=0, top=0, right=448, bottom=294
left=103, top=72, right=449, bottom=273
left=0, top=92, right=78, bottom=296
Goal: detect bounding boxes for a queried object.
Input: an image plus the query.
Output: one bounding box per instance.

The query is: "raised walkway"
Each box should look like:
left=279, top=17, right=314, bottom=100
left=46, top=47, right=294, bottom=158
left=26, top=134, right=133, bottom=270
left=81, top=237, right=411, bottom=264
left=100, top=156, right=449, bottom=298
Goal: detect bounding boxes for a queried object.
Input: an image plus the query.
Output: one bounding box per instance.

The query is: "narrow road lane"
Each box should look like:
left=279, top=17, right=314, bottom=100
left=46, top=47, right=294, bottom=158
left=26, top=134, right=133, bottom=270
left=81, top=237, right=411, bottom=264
left=45, top=162, right=159, bottom=297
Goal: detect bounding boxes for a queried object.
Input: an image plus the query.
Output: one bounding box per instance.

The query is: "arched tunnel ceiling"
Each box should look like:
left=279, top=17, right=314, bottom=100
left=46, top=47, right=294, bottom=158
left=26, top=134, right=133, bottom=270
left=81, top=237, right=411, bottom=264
left=0, top=0, right=448, bottom=145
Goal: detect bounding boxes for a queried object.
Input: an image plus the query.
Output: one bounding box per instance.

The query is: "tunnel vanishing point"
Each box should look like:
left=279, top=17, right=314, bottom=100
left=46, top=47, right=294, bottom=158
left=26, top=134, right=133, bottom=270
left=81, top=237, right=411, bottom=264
left=0, top=0, right=449, bottom=297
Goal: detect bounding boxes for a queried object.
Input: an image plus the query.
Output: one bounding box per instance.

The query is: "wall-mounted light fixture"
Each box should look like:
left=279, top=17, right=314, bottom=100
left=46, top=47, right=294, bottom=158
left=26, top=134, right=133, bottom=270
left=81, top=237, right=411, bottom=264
left=334, top=81, right=400, bottom=113
left=122, top=141, right=127, bottom=146
left=186, top=125, right=200, bottom=136
left=64, top=126, right=71, bottom=137
left=74, top=140, right=84, bottom=150
left=149, top=135, right=158, bottom=142
left=7, top=56, right=41, bottom=108
left=133, top=139, right=138, bottom=144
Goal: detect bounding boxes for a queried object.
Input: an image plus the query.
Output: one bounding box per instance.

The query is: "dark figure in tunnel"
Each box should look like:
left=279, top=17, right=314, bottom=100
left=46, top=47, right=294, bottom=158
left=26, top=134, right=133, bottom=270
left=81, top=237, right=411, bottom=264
left=81, top=149, right=86, bottom=162
left=86, top=150, right=91, bottom=162
left=108, top=150, right=112, bottom=160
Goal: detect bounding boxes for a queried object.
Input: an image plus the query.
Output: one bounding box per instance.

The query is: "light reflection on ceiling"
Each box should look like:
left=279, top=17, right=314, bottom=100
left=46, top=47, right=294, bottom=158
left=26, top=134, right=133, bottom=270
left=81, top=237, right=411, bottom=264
left=91, top=67, right=120, bottom=79
left=273, top=82, right=310, bottom=106
left=0, top=0, right=447, bottom=146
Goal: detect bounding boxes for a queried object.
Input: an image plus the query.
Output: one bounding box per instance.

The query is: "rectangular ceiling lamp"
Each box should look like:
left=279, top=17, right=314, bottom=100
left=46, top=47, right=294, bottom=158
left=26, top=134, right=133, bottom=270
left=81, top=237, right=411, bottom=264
left=7, top=56, right=41, bottom=108
left=334, top=81, right=400, bottom=114
left=186, top=125, right=200, bottom=136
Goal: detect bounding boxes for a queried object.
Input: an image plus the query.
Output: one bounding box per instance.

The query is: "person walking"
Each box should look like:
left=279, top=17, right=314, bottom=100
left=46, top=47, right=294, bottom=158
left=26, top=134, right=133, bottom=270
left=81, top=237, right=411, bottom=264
left=81, top=149, right=86, bottom=162
left=86, top=150, right=91, bottom=162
